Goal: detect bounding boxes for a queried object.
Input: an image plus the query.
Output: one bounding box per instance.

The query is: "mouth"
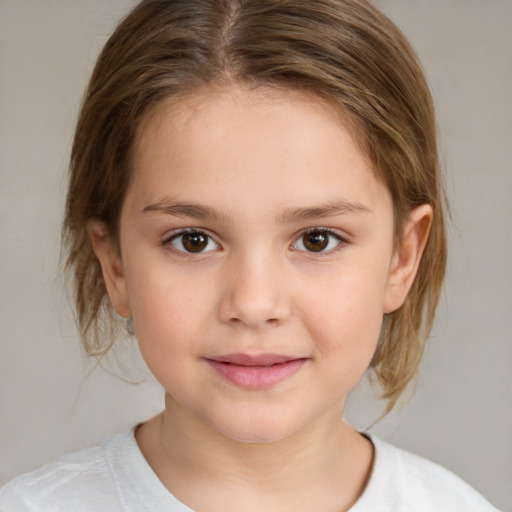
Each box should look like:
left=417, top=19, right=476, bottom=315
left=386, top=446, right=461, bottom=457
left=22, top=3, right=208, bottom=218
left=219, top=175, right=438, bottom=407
left=205, top=353, right=307, bottom=390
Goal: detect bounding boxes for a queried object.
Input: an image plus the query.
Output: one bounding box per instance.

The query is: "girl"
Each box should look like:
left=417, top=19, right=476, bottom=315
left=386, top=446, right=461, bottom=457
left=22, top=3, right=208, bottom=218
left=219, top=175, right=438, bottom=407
left=0, top=0, right=501, bottom=510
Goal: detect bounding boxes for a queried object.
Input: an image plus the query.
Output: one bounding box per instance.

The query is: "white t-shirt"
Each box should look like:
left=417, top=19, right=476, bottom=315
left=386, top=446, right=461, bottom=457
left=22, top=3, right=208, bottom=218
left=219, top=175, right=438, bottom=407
left=0, top=428, right=500, bottom=512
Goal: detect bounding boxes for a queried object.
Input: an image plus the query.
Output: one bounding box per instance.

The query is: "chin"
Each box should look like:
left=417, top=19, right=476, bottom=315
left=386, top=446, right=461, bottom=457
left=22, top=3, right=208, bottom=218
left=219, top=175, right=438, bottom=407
left=207, top=409, right=308, bottom=445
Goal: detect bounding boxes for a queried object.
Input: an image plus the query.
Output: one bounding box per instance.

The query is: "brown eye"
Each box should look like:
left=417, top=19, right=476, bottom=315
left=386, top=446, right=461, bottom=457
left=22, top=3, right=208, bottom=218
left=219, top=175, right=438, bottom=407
left=303, top=231, right=328, bottom=252
left=182, top=233, right=207, bottom=252
left=293, top=229, right=342, bottom=253
left=169, top=230, right=218, bottom=253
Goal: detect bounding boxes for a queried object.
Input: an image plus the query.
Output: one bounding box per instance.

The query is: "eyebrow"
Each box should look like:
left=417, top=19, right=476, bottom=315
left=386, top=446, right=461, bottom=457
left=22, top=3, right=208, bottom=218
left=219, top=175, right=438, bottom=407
left=276, top=200, right=372, bottom=223
left=143, top=198, right=372, bottom=224
left=143, top=199, right=230, bottom=223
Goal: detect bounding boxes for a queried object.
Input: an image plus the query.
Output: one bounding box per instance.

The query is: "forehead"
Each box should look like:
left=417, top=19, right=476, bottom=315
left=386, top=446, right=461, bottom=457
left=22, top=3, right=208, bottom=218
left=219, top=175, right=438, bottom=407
left=134, top=84, right=369, bottom=166
left=128, top=86, right=390, bottom=218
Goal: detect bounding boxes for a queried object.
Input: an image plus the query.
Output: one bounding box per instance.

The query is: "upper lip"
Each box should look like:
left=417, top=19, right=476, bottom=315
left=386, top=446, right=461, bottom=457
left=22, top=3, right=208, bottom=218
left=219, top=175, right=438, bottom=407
left=207, top=353, right=304, bottom=366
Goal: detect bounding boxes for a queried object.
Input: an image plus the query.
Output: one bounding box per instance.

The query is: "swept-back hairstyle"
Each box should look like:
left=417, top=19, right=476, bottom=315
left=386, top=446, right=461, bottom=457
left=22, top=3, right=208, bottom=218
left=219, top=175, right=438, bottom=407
left=63, top=0, right=447, bottom=413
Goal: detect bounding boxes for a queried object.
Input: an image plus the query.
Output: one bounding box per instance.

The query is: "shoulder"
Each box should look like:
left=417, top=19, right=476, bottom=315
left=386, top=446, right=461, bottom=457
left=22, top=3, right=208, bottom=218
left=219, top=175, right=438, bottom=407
left=0, top=429, right=191, bottom=512
left=0, top=432, right=130, bottom=512
left=352, top=435, right=501, bottom=512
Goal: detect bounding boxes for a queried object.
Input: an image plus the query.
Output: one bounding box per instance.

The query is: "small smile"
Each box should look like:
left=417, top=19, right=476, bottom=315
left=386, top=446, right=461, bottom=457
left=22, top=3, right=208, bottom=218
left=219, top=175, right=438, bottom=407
left=205, top=353, right=308, bottom=390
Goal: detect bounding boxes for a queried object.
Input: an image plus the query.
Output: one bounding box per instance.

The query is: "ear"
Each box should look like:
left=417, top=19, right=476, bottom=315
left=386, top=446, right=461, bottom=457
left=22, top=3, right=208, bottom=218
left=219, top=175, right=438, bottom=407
left=383, top=204, right=433, bottom=313
left=87, top=219, right=131, bottom=318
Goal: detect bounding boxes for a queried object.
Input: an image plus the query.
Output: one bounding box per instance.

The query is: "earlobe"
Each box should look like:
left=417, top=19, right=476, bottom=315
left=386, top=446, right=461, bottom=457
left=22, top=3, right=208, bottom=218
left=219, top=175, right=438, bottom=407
left=87, top=220, right=131, bottom=318
left=383, top=204, right=433, bottom=313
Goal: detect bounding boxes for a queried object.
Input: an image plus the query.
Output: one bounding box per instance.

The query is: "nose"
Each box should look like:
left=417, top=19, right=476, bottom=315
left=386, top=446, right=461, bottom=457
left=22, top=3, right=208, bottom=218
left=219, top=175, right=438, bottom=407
left=218, top=251, right=291, bottom=329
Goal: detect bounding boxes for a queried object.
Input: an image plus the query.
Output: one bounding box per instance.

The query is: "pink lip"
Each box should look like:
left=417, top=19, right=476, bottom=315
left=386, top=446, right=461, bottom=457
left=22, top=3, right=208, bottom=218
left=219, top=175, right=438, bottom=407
left=206, top=353, right=307, bottom=390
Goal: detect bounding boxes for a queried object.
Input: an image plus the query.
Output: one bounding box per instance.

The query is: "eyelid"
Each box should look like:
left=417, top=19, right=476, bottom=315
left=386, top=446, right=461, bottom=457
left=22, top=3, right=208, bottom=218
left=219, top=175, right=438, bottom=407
left=160, top=226, right=349, bottom=256
left=291, top=227, right=349, bottom=254
left=163, top=227, right=221, bottom=255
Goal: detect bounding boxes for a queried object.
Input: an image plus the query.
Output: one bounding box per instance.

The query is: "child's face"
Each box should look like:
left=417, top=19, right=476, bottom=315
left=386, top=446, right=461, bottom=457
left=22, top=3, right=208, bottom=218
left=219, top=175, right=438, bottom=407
left=92, top=86, right=425, bottom=443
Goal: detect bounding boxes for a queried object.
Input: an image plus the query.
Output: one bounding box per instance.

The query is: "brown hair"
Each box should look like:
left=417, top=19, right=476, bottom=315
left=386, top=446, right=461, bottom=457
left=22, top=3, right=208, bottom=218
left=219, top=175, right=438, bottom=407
left=63, top=0, right=447, bottom=413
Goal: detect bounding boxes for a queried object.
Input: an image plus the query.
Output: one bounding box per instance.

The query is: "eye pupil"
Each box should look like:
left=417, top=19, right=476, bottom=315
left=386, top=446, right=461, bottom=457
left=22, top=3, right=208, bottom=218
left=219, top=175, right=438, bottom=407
left=183, top=233, right=208, bottom=252
left=303, top=231, right=329, bottom=252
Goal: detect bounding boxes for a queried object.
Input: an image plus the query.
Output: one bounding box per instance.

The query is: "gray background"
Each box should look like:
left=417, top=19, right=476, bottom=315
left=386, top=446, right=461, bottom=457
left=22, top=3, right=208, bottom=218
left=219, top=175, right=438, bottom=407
left=0, top=1, right=510, bottom=510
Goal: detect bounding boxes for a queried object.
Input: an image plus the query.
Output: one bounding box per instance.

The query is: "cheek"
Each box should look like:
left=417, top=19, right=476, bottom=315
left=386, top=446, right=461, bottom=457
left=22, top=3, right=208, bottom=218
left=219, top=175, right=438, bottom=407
left=126, top=275, right=213, bottom=394
left=125, top=264, right=214, bottom=357
left=299, top=267, right=387, bottom=369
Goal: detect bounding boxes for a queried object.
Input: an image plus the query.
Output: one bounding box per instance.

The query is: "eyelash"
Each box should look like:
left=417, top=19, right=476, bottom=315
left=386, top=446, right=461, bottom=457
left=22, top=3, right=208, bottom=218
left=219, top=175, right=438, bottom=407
left=163, top=227, right=348, bottom=256
left=163, top=228, right=220, bottom=256
left=292, top=227, right=347, bottom=255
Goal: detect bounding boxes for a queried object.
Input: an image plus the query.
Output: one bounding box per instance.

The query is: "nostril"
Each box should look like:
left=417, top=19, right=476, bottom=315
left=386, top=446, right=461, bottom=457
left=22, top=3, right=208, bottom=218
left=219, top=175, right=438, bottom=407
left=227, top=316, right=279, bottom=327
left=218, top=276, right=290, bottom=328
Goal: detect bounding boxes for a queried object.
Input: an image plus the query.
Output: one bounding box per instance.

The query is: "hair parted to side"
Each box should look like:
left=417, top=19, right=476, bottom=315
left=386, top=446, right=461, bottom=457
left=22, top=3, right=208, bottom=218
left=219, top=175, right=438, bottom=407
left=63, top=0, right=447, bottom=413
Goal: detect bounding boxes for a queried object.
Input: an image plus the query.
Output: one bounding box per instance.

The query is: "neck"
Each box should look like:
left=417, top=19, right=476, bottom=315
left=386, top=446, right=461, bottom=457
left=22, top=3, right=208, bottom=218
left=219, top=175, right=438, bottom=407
left=136, top=394, right=374, bottom=512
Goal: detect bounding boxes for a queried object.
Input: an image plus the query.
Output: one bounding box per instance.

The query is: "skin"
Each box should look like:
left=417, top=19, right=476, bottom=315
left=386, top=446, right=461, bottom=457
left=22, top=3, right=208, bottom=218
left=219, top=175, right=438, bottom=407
left=89, top=86, right=432, bottom=512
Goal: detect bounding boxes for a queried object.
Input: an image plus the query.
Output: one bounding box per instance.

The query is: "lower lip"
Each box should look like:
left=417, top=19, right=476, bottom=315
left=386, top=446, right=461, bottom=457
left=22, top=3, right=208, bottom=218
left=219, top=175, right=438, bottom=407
left=206, top=359, right=306, bottom=390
